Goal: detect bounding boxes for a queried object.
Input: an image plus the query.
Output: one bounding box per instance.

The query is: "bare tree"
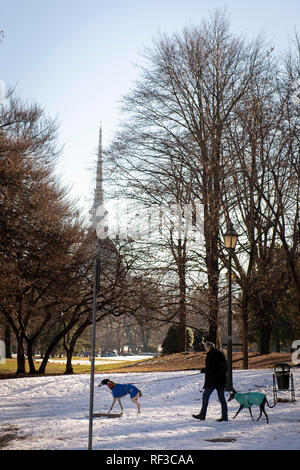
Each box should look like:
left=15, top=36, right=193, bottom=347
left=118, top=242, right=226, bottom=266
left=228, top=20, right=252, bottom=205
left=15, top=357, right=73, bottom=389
left=220, top=35, right=300, bottom=358
left=106, top=10, right=268, bottom=346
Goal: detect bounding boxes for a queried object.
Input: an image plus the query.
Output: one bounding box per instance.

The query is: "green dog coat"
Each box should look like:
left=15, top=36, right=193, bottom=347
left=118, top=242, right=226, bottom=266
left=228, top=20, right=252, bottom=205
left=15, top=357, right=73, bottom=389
left=235, top=392, right=266, bottom=408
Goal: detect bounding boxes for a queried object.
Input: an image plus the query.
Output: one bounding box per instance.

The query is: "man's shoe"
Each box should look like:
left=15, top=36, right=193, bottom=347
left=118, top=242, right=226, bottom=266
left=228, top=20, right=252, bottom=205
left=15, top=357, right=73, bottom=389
left=192, top=414, right=205, bottom=420
left=216, top=418, right=228, bottom=422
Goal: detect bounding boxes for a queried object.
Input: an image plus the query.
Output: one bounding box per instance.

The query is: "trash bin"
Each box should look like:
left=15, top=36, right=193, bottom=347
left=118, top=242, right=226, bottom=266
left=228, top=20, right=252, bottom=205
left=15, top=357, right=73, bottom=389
left=274, top=362, right=290, bottom=390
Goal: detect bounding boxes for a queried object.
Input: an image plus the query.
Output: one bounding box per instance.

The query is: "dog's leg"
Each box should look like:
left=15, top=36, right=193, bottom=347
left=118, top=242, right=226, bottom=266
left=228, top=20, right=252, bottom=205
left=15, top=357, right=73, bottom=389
left=249, top=407, right=254, bottom=421
left=259, top=404, right=269, bottom=424
left=131, top=392, right=141, bottom=414
left=137, top=390, right=142, bottom=414
left=233, top=405, right=244, bottom=419
left=136, top=399, right=141, bottom=414
left=257, top=407, right=262, bottom=421
left=257, top=399, right=269, bottom=423
left=108, top=398, right=117, bottom=413
left=117, top=398, right=124, bottom=414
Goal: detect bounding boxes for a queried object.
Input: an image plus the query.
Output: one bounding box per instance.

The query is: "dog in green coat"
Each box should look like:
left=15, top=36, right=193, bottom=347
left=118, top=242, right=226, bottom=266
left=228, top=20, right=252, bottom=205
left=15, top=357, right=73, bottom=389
left=228, top=388, right=276, bottom=423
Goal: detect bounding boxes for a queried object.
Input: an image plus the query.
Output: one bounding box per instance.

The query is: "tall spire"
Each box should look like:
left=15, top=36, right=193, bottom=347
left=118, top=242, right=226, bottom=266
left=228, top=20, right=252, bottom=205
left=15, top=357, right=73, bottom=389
left=94, top=124, right=104, bottom=207
left=90, top=124, right=106, bottom=228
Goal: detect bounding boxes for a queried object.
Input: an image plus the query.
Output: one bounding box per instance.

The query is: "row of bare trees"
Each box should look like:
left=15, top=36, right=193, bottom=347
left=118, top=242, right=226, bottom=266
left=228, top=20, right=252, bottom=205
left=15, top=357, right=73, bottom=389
left=105, top=11, right=300, bottom=362
left=0, top=90, right=167, bottom=374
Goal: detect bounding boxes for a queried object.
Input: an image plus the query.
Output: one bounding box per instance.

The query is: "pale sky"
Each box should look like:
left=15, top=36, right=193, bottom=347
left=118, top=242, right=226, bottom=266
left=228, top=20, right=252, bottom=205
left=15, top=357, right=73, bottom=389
left=1, top=0, right=299, bottom=217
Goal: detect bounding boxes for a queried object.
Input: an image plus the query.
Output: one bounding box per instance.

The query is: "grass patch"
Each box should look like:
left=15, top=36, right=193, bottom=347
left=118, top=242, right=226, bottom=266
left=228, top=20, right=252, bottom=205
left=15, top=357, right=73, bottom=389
left=0, top=357, right=146, bottom=377
left=0, top=359, right=21, bottom=374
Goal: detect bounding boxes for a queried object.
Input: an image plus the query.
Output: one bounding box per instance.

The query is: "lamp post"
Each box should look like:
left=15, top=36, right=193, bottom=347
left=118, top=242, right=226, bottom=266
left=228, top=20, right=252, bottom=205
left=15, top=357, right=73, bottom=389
left=223, top=220, right=238, bottom=391
left=88, top=256, right=100, bottom=451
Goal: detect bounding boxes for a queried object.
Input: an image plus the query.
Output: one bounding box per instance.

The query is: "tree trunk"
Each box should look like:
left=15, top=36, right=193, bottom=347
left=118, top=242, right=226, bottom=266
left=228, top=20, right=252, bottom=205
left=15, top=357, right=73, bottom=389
left=4, top=322, right=12, bottom=359
left=205, top=205, right=220, bottom=346
left=274, top=326, right=281, bottom=353
left=241, top=293, right=249, bottom=369
left=178, top=267, right=187, bottom=352
left=242, top=312, right=249, bottom=369
left=38, top=330, right=67, bottom=374
left=64, top=346, right=74, bottom=375
left=26, top=339, right=37, bottom=373
left=16, top=335, right=26, bottom=374
left=63, top=319, right=90, bottom=374
left=207, top=275, right=219, bottom=345
left=260, top=321, right=273, bottom=355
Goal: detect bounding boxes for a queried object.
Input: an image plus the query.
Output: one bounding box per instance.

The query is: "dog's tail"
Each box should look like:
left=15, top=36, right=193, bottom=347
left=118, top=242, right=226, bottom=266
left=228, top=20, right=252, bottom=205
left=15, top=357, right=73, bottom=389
left=266, top=398, right=276, bottom=408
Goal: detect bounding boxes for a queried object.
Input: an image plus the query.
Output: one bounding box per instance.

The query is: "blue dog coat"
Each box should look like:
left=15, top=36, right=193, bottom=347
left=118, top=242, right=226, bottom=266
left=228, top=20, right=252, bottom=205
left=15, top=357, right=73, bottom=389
left=111, top=383, right=140, bottom=399
left=235, top=392, right=266, bottom=408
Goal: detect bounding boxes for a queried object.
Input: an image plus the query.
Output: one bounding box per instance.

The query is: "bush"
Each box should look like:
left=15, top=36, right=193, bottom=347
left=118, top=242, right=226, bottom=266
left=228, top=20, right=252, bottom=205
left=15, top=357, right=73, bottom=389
left=161, top=325, right=194, bottom=354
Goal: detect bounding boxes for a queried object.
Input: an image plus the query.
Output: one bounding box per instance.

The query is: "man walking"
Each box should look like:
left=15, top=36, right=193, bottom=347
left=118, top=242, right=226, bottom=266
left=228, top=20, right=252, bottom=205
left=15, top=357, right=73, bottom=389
left=193, top=341, right=228, bottom=422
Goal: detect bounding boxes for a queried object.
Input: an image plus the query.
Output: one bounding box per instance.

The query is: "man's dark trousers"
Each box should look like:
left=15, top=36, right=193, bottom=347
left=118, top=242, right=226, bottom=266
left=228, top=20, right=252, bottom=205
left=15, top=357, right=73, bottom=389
left=199, top=387, right=228, bottom=420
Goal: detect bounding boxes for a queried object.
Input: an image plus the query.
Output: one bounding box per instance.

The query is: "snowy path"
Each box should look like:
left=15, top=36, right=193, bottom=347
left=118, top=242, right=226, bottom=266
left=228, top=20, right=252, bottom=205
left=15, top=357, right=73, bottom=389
left=0, top=369, right=299, bottom=450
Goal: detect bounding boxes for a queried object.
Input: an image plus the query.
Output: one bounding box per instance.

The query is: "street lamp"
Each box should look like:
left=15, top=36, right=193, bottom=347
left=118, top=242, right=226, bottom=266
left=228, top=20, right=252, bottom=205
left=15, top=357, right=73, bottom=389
left=223, top=220, right=239, bottom=391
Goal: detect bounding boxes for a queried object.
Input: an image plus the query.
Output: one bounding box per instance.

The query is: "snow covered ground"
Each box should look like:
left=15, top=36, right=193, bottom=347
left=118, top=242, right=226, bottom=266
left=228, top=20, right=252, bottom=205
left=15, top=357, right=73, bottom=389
left=0, top=368, right=299, bottom=450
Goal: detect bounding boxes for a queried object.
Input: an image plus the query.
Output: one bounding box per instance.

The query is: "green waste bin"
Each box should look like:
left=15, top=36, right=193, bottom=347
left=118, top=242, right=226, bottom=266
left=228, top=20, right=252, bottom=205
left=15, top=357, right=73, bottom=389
left=274, top=362, right=290, bottom=390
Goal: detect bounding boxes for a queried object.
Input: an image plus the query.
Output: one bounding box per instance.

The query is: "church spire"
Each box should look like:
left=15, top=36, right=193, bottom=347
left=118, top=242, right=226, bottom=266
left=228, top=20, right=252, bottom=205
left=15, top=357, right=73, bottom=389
left=94, top=124, right=104, bottom=207
left=90, top=124, right=106, bottom=228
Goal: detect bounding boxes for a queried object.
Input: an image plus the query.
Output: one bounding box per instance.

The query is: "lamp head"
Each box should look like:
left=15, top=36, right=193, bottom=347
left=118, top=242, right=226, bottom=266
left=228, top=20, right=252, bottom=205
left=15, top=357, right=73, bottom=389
left=224, top=220, right=238, bottom=249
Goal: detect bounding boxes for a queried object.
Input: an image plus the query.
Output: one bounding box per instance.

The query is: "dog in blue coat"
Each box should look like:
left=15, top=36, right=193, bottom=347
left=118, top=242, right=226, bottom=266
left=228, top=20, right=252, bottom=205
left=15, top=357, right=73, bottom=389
left=228, top=388, right=276, bottom=423
left=99, top=379, right=142, bottom=414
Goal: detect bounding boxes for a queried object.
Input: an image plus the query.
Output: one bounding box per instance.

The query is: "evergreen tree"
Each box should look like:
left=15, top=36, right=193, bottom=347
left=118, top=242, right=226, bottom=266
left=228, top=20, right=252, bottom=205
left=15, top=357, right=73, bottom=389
left=162, top=324, right=194, bottom=354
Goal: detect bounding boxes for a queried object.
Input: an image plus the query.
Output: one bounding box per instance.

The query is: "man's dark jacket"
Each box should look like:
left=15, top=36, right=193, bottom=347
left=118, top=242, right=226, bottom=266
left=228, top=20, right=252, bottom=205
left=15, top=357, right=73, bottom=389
left=201, top=348, right=228, bottom=389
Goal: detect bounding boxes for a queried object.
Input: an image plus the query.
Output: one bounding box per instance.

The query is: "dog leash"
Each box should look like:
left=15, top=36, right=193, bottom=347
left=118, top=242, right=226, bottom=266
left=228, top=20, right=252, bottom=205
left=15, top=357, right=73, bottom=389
left=96, top=372, right=201, bottom=390
left=130, top=371, right=201, bottom=385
